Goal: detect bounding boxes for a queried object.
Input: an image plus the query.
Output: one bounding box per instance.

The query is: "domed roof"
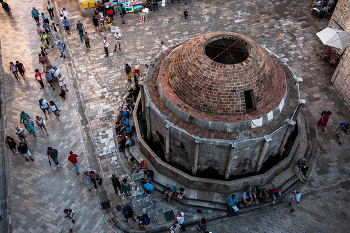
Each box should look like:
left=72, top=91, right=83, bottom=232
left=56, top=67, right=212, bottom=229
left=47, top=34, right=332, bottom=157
left=168, top=31, right=285, bottom=115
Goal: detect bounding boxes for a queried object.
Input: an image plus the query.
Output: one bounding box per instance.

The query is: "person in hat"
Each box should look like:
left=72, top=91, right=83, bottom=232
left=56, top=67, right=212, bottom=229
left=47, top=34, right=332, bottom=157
left=317, top=111, right=332, bottom=132
left=133, top=65, right=140, bottom=85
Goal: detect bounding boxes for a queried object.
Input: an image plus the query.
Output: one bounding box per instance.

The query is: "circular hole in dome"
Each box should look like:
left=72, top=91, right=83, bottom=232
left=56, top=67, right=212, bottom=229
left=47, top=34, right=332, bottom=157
left=204, top=37, right=249, bottom=64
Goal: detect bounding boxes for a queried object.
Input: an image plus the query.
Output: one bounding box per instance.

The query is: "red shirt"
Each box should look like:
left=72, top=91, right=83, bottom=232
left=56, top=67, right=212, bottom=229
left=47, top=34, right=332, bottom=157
left=68, top=154, right=78, bottom=164
left=35, top=72, right=42, bottom=82
left=133, top=69, right=140, bottom=77
left=270, top=188, right=280, bottom=194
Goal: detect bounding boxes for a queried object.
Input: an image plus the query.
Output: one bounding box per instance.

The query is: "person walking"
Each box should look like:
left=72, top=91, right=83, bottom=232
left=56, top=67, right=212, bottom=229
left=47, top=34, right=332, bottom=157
left=15, top=127, right=27, bottom=142
left=184, top=2, right=188, bottom=19
left=15, top=61, right=26, bottom=80
left=111, top=174, right=122, bottom=194
left=125, top=64, right=132, bottom=83
left=9, top=62, right=19, bottom=82
left=31, top=7, right=39, bottom=23
left=41, top=12, right=49, bottom=24
left=49, top=101, right=61, bottom=121
left=76, top=21, right=84, bottom=43
left=19, top=111, right=30, bottom=129
left=83, top=32, right=90, bottom=49
left=174, top=211, right=186, bottom=231
left=53, top=67, right=69, bottom=91
left=62, top=16, right=71, bottom=35
left=62, top=209, right=75, bottom=233
left=61, top=8, right=69, bottom=19
left=57, top=41, right=66, bottom=59
left=113, top=31, right=121, bottom=52
left=5, top=136, right=18, bottom=158
left=68, top=151, right=79, bottom=174
left=40, top=99, right=51, bottom=117
left=45, top=70, right=55, bottom=90
left=47, top=147, right=59, bottom=167
left=133, top=65, right=140, bottom=85
left=24, top=117, right=37, bottom=138
left=35, top=69, right=45, bottom=89
left=335, top=122, right=349, bottom=145
left=317, top=111, right=332, bottom=131
left=103, top=37, right=109, bottom=57
left=35, top=116, right=48, bottom=134
left=92, top=15, right=100, bottom=34
left=41, top=47, right=50, bottom=64
left=119, top=4, right=126, bottom=24
left=106, top=15, right=112, bottom=31
left=82, top=170, right=99, bottom=192
left=289, top=190, right=301, bottom=213
left=38, top=54, right=46, bottom=71
left=99, top=10, right=105, bottom=29
left=18, top=142, right=34, bottom=161
left=47, top=1, right=54, bottom=19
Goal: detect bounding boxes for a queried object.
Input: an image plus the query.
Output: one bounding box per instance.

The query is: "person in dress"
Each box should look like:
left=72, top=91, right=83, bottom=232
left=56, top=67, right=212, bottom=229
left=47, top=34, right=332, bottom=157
left=317, top=111, right=332, bottom=131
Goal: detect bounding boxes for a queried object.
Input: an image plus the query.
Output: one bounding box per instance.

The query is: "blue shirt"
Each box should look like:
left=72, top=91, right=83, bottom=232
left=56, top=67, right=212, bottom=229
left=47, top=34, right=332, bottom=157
left=58, top=43, right=65, bottom=50
left=121, top=110, right=128, bottom=117
left=167, top=185, right=175, bottom=192
left=31, top=9, right=39, bottom=18
left=184, top=5, right=188, bottom=12
left=227, top=195, right=238, bottom=206
left=144, top=183, right=154, bottom=192
left=62, top=19, right=70, bottom=27
left=122, top=118, right=129, bottom=125
left=45, top=73, right=53, bottom=82
left=125, top=125, right=132, bottom=132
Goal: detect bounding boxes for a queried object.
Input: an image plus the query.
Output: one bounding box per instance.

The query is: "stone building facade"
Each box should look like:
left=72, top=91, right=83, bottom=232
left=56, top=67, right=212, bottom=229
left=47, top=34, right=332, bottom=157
left=139, top=32, right=301, bottom=181
left=330, top=0, right=350, bottom=103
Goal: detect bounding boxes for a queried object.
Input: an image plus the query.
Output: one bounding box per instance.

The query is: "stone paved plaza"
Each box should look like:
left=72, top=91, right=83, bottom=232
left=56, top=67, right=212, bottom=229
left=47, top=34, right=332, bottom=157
left=1, top=0, right=350, bottom=232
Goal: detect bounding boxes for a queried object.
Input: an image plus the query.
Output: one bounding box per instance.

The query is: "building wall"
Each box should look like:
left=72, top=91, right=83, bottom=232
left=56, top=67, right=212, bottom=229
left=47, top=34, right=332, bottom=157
left=148, top=103, right=290, bottom=177
left=330, top=0, right=350, bottom=104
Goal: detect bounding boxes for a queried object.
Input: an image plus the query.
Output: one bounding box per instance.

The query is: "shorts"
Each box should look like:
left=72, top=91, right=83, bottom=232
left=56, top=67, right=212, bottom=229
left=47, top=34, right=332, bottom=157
left=116, top=40, right=121, bottom=45
left=65, top=26, right=70, bottom=31
left=27, top=126, right=35, bottom=133
left=41, top=107, right=49, bottom=113
left=19, top=70, right=25, bottom=75
left=108, top=23, right=112, bottom=27
left=22, top=150, right=32, bottom=157
left=34, top=16, right=39, bottom=21
left=100, top=19, right=104, bottom=23
left=47, top=79, right=53, bottom=83
left=59, top=81, right=65, bottom=86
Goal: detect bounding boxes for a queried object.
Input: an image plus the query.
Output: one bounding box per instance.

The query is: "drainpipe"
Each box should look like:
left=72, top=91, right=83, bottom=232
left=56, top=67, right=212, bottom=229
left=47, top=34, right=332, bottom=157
left=192, top=137, right=200, bottom=176
left=225, top=143, right=237, bottom=180
left=165, top=124, right=171, bottom=162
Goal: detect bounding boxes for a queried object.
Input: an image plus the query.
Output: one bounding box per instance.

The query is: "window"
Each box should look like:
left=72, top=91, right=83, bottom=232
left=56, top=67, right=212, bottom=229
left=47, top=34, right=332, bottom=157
left=244, top=90, right=256, bottom=112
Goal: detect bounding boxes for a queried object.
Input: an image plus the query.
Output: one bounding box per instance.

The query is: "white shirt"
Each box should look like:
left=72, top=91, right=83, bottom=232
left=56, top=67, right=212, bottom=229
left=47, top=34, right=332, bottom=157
left=54, top=69, right=60, bottom=78
left=50, top=104, right=57, bottom=112
left=103, top=39, right=108, bottom=47
left=114, top=32, right=121, bottom=41
left=176, top=212, right=185, bottom=224
left=47, top=3, right=54, bottom=10
left=61, top=10, right=69, bottom=18
left=15, top=128, right=24, bottom=134
left=109, top=0, right=114, bottom=7
left=293, top=191, right=301, bottom=202
left=41, top=99, right=48, bottom=109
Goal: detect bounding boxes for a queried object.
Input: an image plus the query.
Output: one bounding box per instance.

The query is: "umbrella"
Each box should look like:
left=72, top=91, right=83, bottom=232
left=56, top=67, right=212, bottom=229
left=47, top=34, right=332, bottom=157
left=316, top=27, right=350, bottom=49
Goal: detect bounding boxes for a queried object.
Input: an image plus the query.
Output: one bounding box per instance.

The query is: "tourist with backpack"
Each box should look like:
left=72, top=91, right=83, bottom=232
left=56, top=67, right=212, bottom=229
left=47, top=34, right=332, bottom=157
left=122, top=202, right=135, bottom=222
left=119, top=4, right=126, bottom=24
left=335, top=122, right=349, bottom=145
left=137, top=213, right=150, bottom=230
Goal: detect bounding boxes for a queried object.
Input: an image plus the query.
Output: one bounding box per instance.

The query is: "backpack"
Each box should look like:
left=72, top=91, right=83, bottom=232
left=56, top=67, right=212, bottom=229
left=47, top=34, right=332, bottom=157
left=142, top=214, right=150, bottom=225
left=122, top=7, right=126, bottom=15
left=123, top=205, right=132, bottom=218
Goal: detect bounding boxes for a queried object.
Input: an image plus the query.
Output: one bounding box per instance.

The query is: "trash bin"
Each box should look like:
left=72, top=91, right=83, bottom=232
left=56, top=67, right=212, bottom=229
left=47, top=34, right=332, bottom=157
left=89, top=0, right=95, bottom=7
left=82, top=1, right=88, bottom=8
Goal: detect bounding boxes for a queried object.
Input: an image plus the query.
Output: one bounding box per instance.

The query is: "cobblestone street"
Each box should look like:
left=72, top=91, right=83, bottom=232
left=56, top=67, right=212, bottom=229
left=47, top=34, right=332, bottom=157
left=1, top=0, right=350, bottom=232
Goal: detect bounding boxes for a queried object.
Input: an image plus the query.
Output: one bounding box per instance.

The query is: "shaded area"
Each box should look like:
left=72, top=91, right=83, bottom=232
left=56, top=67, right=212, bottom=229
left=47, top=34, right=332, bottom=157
left=204, top=38, right=249, bottom=64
